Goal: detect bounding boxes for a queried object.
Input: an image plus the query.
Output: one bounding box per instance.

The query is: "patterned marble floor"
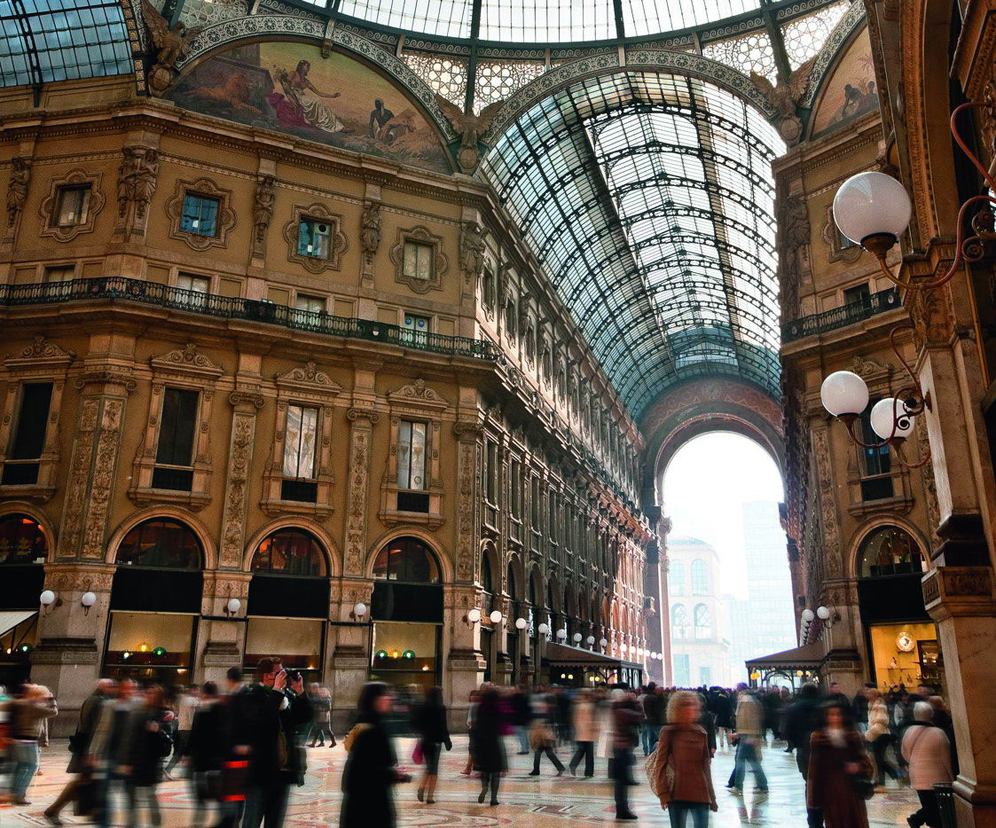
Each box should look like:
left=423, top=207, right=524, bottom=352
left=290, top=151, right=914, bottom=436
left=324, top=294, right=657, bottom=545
left=4, top=736, right=919, bottom=827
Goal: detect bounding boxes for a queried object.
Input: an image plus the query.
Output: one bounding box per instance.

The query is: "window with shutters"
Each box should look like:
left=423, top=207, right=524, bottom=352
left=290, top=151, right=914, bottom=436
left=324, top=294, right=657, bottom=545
left=1, top=383, right=53, bottom=486
left=153, top=388, right=199, bottom=491
left=390, top=225, right=446, bottom=293
left=56, top=185, right=91, bottom=227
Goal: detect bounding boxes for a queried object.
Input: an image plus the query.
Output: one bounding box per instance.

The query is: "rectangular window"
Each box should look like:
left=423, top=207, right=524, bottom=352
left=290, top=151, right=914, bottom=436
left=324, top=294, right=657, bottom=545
left=283, top=405, right=318, bottom=479
left=43, top=265, right=75, bottom=283
left=55, top=185, right=91, bottom=226
left=177, top=273, right=210, bottom=309
left=860, top=405, right=894, bottom=501
left=295, top=294, right=325, bottom=314
left=155, top=387, right=199, bottom=468
left=531, top=477, right=540, bottom=528
left=843, top=283, right=871, bottom=306
left=298, top=219, right=331, bottom=259
left=549, top=492, right=558, bottom=543
left=401, top=312, right=431, bottom=346
left=397, top=420, right=427, bottom=491
left=2, top=383, right=53, bottom=486
left=510, top=459, right=521, bottom=518
left=180, top=193, right=220, bottom=237
left=403, top=240, right=433, bottom=282
left=485, top=440, right=497, bottom=503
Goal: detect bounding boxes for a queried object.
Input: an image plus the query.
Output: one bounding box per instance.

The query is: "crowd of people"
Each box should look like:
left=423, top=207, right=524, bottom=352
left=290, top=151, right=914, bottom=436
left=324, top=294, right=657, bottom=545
left=0, top=668, right=957, bottom=828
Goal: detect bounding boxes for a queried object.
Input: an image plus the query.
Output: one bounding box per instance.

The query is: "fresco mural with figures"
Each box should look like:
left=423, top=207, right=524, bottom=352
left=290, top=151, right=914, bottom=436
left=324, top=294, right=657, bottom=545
left=170, top=42, right=451, bottom=173
left=810, top=28, right=879, bottom=138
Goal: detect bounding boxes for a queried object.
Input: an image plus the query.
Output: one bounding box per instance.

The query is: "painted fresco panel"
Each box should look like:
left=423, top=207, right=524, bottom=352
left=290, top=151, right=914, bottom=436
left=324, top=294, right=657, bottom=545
left=170, top=42, right=450, bottom=172
left=810, top=28, right=879, bottom=138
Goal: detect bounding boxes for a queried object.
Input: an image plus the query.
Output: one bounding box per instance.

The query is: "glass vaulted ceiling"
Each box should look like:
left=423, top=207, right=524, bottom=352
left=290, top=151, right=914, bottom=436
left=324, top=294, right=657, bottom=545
left=480, top=72, right=785, bottom=417
left=337, top=0, right=762, bottom=41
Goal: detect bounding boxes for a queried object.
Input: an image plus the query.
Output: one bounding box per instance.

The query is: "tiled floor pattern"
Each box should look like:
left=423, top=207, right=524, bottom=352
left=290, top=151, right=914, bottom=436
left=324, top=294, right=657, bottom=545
left=4, top=737, right=919, bottom=827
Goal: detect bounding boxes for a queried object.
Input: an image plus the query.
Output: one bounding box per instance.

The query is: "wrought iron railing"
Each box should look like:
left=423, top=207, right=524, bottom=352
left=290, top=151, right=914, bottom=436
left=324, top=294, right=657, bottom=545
left=781, top=287, right=901, bottom=343
left=0, top=277, right=500, bottom=361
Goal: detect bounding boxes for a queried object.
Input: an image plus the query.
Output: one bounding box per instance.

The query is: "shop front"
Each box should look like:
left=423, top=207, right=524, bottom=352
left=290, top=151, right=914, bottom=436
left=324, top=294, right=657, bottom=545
left=0, top=513, right=44, bottom=687
left=542, top=641, right=642, bottom=688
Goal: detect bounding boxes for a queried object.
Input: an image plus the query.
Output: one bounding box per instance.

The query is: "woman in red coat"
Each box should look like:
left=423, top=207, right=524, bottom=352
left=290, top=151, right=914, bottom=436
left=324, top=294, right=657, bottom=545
left=807, top=703, right=874, bottom=828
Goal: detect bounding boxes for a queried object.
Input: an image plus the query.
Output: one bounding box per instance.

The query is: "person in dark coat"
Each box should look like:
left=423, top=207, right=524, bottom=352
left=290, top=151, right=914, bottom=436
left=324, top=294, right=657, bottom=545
left=412, top=686, right=451, bottom=804
left=124, top=685, right=174, bottom=828
left=609, top=688, right=642, bottom=821
left=233, top=658, right=314, bottom=828
left=711, top=690, right=733, bottom=751
left=184, top=681, right=225, bottom=828
left=807, top=703, right=873, bottom=828
left=340, top=683, right=411, bottom=828
left=511, top=687, right=532, bottom=755
left=44, top=678, right=115, bottom=825
left=470, top=687, right=507, bottom=806
left=785, top=683, right=823, bottom=828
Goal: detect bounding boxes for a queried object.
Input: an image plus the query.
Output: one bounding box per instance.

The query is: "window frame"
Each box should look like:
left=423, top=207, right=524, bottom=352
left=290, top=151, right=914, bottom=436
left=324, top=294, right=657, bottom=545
left=390, top=225, right=447, bottom=294
left=283, top=203, right=347, bottom=274
left=165, top=177, right=236, bottom=252
left=39, top=169, right=106, bottom=242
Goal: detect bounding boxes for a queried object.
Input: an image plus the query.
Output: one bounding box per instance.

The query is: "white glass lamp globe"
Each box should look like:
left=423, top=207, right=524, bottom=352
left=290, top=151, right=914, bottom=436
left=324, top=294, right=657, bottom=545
left=489, top=610, right=503, bottom=624
left=816, top=606, right=831, bottom=620
left=556, top=628, right=568, bottom=640
left=870, top=398, right=915, bottom=441
left=586, top=635, right=595, bottom=645
left=40, top=589, right=56, bottom=606
left=820, top=371, right=869, bottom=418
left=600, top=638, right=608, bottom=648
left=81, top=591, right=97, bottom=608
left=353, top=602, right=367, bottom=618
left=801, top=608, right=815, bottom=623
left=538, top=622, right=549, bottom=635
left=515, top=617, right=528, bottom=630
left=467, top=608, right=482, bottom=624
left=226, top=597, right=242, bottom=614
left=833, top=171, right=912, bottom=245
left=573, top=632, right=582, bottom=643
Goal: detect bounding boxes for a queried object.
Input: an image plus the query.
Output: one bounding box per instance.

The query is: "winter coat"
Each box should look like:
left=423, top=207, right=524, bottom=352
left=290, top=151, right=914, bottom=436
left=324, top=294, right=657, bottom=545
left=471, top=697, right=507, bottom=774
left=806, top=729, right=873, bottom=828
left=902, top=725, right=953, bottom=790
left=865, top=699, right=890, bottom=742
left=734, top=693, right=763, bottom=738
left=655, top=723, right=717, bottom=808
left=412, top=702, right=451, bottom=749
left=9, top=696, right=58, bottom=740
left=67, top=690, right=107, bottom=774
left=185, top=702, right=226, bottom=773
left=572, top=698, right=599, bottom=743
left=340, top=719, right=400, bottom=828
left=126, top=707, right=173, bottom=787
left=231, top=684, right=313, bottom=786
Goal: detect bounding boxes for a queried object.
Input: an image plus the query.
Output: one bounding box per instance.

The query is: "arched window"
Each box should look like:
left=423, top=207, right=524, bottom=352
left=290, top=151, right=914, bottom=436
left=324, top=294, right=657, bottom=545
left=116, top=518, right=201, bottom=569
left=373, top=537, right=440, bottom=583
left=672, top=603, right=688, bottom=638
left=691, top=559, right=708, bottom=594
left=858, top=526, right=924, bottom=578
left=252, top=528, right=325, bottom=577
left=0, top=514, right=47, bottom=565
left=694, top=603, right=711, bottom=639
left=481, top=553, right=494, bottom=613
left=669, top=559, right=685, bottom=596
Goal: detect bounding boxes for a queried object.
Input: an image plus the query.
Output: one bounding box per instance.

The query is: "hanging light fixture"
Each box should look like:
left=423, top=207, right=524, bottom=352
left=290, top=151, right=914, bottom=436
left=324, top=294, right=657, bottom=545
left=515, top=617, right=528, bottom=630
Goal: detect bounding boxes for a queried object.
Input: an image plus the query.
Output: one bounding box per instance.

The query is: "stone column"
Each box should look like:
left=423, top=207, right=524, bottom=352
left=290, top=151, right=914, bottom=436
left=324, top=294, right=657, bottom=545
left=218, top=390, right=264, bottom=570
left=330, top=578, right=374, bottom=733
left=198, top=571, right=252, bottom=686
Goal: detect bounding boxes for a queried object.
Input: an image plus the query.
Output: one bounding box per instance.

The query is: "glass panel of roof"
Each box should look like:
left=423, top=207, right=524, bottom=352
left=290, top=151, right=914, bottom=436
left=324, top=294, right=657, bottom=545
left=622, top=0, right=761, bottom=37
left=478, top=0, right=614, bottom=42
left=1, top=0, right=132, bottom=88
left=481, top=70, right=783, bottom=417
left=337, top=0, right=474, bottom=38
left=781, top=0, right=849, bottom=69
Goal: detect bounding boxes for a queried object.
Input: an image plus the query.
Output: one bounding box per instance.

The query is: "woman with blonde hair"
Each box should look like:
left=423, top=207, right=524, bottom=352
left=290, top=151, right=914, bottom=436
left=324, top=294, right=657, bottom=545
left=864, top=688, right=899, bottom=788
left=653, top=690, right=717, bottom=827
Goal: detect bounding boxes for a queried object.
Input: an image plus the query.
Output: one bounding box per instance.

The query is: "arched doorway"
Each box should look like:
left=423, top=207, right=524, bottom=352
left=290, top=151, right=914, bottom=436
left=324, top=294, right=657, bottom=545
left=854, top=525, right=938, bottom=691
left=370, top=536, right=443, bottom=692
left=0, top=513, right=46, bottom=686
left=106, top=517, right=204, bottom=684
left=246, top=527, right=330, bottom=683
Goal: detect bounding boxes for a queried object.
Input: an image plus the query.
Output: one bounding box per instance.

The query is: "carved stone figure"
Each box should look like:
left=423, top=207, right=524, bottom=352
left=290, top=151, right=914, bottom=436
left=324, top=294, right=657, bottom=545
left=142, top=0, right=203, bottom=96
left=460, top=221, right=485, bottom=283
left=434, top=95, right=503, bottom=174
left=5, top=157, right=30, bottom=230
left=750, top=57, right=816, bottom=145
left=117, top=146, right=160, bottom=222
left=361, top=200, right=382, bottom=261
left=776, top=192, right=810, bottom=319
left=251, top=176, right=275, bottom=257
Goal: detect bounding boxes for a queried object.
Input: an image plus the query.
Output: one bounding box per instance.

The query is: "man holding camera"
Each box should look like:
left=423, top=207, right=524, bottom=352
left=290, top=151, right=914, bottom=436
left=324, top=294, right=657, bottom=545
left=233, top=658, right=313, bottom=828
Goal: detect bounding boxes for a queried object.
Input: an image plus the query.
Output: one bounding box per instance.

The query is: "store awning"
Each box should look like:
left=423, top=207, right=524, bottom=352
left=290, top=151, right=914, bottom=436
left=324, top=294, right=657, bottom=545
left=542, top=642, right=633, bottom=668
left=745, top=641, right=825, bottom=671
left=0, top=610, right=37, bottom=638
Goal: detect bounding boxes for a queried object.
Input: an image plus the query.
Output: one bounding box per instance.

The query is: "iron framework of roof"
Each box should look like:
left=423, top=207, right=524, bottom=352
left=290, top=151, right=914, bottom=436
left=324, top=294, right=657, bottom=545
left=480, top=70, right=784, bottom=418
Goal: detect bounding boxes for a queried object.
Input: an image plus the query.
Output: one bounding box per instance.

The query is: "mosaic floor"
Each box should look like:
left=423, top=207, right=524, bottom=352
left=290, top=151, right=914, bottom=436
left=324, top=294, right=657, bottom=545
left=4, top=736, right=920, bottom=827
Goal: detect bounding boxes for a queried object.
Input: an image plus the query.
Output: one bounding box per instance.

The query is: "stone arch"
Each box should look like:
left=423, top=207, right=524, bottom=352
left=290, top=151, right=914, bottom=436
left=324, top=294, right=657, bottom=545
left=244, top=516, right=341, bottom=577
left=547, top=571, right=562, bottom=612
left=106, top=506, right=217, bottom=570
left=481, top=51, right=779, bottom=148
left=846, top=516, right=932, bottom=582
left=363, top=527, right=453, bottom=583
left=480, top=538, right=500, bottom=590
left=641, top=377, right=784, bottom=507
left=506, top=551, right=525, bottom=600
left=527, top=563, right=544, bottom=607
left=0, top=502, right=57, bottom=563
left=171, top=22, right=456, bottom=145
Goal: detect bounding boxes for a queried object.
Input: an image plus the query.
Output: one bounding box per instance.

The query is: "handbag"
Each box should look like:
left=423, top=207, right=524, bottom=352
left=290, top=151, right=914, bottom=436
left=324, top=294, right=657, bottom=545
left=645, top=729, right=675, bottom=801
left=851, top=773, right=874, bottom=800
left=412, top=741, right=424, bottom=765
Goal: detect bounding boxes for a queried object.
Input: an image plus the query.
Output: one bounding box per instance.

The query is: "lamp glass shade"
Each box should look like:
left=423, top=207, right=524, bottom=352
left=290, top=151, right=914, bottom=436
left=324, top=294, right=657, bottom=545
left=353, top=602, right=367, bottom=618
left=538, top=623, right=549, bottom=634
left=467, top=608, right=482, bottom=623
left=870, top=397, right=914, bottom=440
left=81, top=591, right=97, bottom=608
left=816, top=606, right=831, bottom=620
left=572, top=632, right=582, bottom=643
left=515, top=617, right=528, bottom=630
left=556, top=628, right=567, bottom=639
left=226, top=597, right=241, bottom=614
left=833, top=171, right=912, bottom=244
left=800, top=608, right=815, bottom=622
left=586, top=635, right=595, bottom=645
left=820, top=371, right=869, bottom=418
left=489, top=610, right=503, bottom=624
left=600, top=638, right=608, bottom=648
left=40, top=589, right=56, bottom=606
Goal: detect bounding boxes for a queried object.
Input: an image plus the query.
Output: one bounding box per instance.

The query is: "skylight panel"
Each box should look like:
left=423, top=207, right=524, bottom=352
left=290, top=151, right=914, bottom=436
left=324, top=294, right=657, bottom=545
left=337, top=0, right=474, bottom=38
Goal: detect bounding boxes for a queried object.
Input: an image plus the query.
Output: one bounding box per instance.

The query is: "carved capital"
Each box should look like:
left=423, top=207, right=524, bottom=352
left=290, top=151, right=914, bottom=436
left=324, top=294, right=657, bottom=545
left=347, top=407, right=380, bottom=424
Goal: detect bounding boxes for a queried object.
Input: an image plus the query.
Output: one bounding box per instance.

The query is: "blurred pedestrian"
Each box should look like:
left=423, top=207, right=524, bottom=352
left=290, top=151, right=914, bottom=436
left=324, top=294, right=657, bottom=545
left=569, top=688, right=598, bottom=777
left=609, top=688, right=641, bottom=820
left=653, top=690, right=718, bottom=827
left=185, top=681, right=225, bottom=828
left=91, top=677, right=140, bottom=828
left=123, top=685, right=174, bottom=828
left=166, top=686, right=199, bottom=778
left=412, top=686, right=451, bottom=804
left=865, top=688, right=899, bottom=788
left=729, top=685, right=767, bottom=795
left=511, top=686, right=532, bottom=755
left=806, top=703, right=873, bottom=828
left=340, top=683, right=411, bottom=828
left=7, top=683, right=58, bottom=805
left=306, top=685, right=335, bottom=748
left=471, top=686, right=506, bottom=806
left=529, top=692, right=565, bottom=776
left=902, top=701, right=952, bottom=828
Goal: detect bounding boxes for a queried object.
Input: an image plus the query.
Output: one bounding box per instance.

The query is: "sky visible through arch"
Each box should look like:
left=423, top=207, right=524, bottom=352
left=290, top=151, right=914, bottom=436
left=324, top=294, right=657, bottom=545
left=662, top=431, right=784, bottom=599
